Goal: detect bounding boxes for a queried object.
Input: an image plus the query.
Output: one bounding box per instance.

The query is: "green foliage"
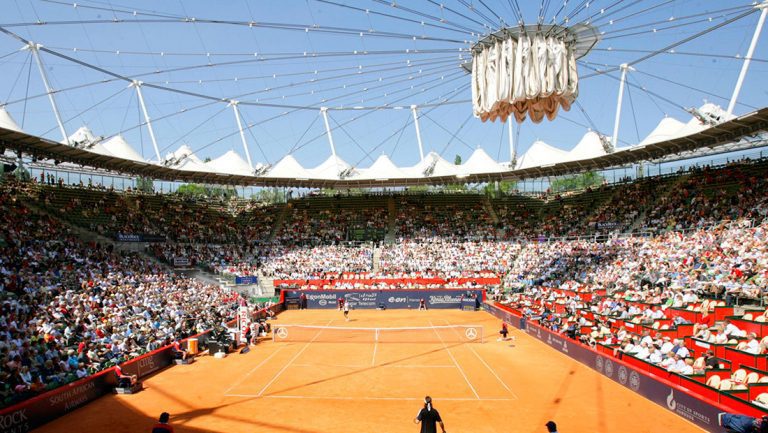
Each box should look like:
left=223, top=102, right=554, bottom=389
left=483, top=180, right=518, bottom=197
left=134, top=176, right=154, bottom=193
left=454, top=154, right=462, bottom=165
left=550, top=171, right=604, bottom=193
left=176, top=183, right=237, bottom=199
left=252, top=187, right=285, bottom=203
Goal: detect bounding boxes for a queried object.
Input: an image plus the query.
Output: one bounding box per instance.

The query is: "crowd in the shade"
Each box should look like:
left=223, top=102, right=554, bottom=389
left=0, top=181, right=241, bottom=407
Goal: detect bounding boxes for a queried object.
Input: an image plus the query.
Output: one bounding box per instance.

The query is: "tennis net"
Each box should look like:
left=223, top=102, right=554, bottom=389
left=271, top=324, right=483, bottom=343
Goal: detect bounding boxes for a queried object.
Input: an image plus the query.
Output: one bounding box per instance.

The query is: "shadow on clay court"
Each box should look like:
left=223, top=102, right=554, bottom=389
left=261, top=340, right=468, bottom=397
left=137, top=341, right=470, bottom=432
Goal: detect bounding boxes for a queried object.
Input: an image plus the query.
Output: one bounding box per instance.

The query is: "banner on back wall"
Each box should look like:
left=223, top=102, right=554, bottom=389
left=173, top=257, right=190, bottom=267
left=235, top=276, right=258, bottom=285
left=284, top=289, right=484, bottom=309
left=115, top=233, right=166, bottom=242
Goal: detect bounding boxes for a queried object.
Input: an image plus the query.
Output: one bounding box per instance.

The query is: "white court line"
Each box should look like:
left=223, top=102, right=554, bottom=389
left=223, top=345, right=286, bottom=395
left=224, top=394, right=516, bottom=402
left=372, top=334, right=378, bottom=366
left=256, top=319, right=333, bottom=397
left=291, top=363, right=455, bottom=369
left=428, top=319, right=480, bottom=400
left=442, top=319, right=518, bottom=400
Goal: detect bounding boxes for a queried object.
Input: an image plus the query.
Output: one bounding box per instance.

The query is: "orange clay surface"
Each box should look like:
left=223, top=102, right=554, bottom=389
left=36, top=309, right=703, bottom=433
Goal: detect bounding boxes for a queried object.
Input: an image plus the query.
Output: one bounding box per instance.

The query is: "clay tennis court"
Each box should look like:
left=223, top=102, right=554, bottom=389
left=36, top=310, right=701, bottom=433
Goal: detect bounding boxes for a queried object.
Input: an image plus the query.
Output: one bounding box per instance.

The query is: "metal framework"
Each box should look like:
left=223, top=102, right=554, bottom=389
left=2, top=107, right=767, bottom=188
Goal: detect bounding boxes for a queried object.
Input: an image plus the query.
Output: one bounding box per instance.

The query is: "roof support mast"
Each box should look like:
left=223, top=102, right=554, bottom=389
left=727, top=1, right=768, bottom=117
left=229, top=100, right=253, bottom=169
left=411, top=105, right=425, bottom=162
left=320, top=107, right=341, bottom=175
left=612, top=63, right=634, bottom=148
left=23, top=42, right=68, bottom=144
left=130, top=81, right=161, bottom=162
left=507, top=119, right=515, bottom=166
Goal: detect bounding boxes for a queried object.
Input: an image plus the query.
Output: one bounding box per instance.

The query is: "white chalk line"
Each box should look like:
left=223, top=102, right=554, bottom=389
left=256, top=319, right=333, bottom=397
left=223, top=345, right=287, bottom=395
left=224, top=394, right=515, bottom=402
left=429, top=319, right=480, bottom=400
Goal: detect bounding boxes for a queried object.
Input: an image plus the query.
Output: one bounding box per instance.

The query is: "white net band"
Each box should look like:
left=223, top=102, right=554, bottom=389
left=272, top=324, right=484, bottom=343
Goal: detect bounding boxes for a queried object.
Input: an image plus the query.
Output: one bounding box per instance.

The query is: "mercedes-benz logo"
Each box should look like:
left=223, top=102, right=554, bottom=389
left=275, top=327, right=289, bottom=339
left=629, top=371, right=641, bottom=391
left=618, top=366, right=628, bottom=385
left=596, top=356, right=604, bottom=372
left=604, top=360, right=614, bottom=378
left=465, top=328, right=478, bottom=340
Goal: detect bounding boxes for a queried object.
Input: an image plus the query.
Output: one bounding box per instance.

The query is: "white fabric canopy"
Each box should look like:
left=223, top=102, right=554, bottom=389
left=640, top=117, right=686, bottom=145
left=268, top=154, right=311, bottom=178
left=306, top=155, right=351, bottom=179
left=359, top=154, right=406, bottom=179
left=166, top=144, right=204, bottom=165
left=205, top=150, right=253, bottom=176
left=460, top=148, right=506, bottom=174
left=405, top=152, right=458, bottom=177
left=516, top=140, right=569, bottom=169
left=101, top=135, right=145, bottom=162
left=567, top=131, right=608, bottom=161
left=0, top=107, right=22, bottom=132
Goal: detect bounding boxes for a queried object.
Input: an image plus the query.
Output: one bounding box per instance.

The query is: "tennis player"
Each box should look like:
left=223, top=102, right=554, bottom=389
left=419, top=298, right=427, bottom=311
left=414, top=396, right=446, bottom=433
left=343, top=301, right=350, bottom=321
left=498, top=322, right=509, bottom=341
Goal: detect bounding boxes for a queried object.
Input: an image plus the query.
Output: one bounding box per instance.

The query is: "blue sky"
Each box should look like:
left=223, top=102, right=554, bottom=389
left=0, top=0, right=766, bottom=169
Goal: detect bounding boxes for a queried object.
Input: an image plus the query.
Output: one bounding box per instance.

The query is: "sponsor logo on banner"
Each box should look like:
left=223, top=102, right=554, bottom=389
left=318, top=299, right=327, bottom=306
left=596, top=356, right=604, bottom=372
left=138, top=356, right=159, bottom=376
left=0, top=410, right=28, bottom=433
left=604, top=359, right=614, bottom=378
left=173, top=257, right=190, bottom=267
left=345, top=292, right=378, bottom=307
left=667, top=390, right=677, bottom=411
left=618, top=366, right=628, bottom=385
left=664, top=389, right=712, bottom=425
left=629, top=371, right=641, bottom=391
left=238, top=306, right=250, bottom=342
left=48, top=381, right=96, bottom=411
left=428, top=294, right=462, bottom=305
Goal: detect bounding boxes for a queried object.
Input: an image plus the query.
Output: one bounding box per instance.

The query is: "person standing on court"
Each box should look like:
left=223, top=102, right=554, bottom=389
left=152, top=412, right=174, bottom=433
left=343, top=300, right=350, bottom=321
left=414, top=396, right=446, bottom=433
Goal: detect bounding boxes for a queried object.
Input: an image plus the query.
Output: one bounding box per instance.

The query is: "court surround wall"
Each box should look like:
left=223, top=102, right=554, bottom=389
left=0, top=303, right=284, bottom=433
left=485, top=302, right=749, bottom=433
left=284, top=289, right=485, bottom=309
